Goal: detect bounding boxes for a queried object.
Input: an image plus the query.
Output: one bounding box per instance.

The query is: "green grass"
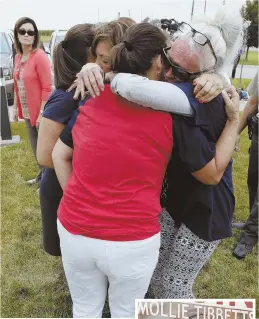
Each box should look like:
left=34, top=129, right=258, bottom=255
left=40, top=35, right=51, bottom=43
left=194, top=133, right=258, bottom=302
left=239, top=50, right=259, bottom=66
left=231, top=78, right=251, bottom=89
left=1, top=123, right=258, bottom=317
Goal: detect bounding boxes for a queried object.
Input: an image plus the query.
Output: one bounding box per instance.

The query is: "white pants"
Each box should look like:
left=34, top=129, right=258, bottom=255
left=57, top=219, right=160, bottom=318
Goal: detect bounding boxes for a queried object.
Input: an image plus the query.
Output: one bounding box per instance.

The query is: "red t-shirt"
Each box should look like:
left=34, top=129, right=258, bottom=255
left=58, top=85, right=173, bottom=241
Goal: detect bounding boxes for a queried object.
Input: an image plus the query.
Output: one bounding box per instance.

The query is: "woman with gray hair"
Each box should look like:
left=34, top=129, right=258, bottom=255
left=108, top=6, right=243, bottom=298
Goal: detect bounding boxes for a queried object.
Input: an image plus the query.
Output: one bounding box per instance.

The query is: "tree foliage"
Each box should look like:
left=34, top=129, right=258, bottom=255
left=240, top=0, right=258, bottom=50
left=39, top=30, right=54, bottom=36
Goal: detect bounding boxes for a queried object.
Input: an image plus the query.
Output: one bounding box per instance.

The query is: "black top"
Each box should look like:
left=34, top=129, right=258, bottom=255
left=163, top=82, right=235, bottom=242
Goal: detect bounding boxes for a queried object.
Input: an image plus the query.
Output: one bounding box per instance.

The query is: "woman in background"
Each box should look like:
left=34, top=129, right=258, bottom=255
left=13, top=17, right=52, bottom=185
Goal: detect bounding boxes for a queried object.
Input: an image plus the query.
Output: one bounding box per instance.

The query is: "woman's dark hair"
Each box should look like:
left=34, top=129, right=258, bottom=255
left=110, top=23, right=167, bottom=75
left=91, top=21, right=130, bottom=58
left=53, top=23, right=95, bottom=89
left=14, top=17, right=39, bottom=54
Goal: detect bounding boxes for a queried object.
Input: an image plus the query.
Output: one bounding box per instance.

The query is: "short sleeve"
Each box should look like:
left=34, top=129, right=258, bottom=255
left=59, top=107, right=80, bottom=149
left=173, top=115, right=216, bottom=173
left=60, top=125, right=73, bottom=149
left=58, top=96, right=90, bottom=149
left=43, top=90, right=78, bottom=124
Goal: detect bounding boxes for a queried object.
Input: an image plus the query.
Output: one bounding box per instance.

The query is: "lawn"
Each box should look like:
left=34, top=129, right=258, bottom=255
left=239, top=50, right=259, bottom=66
left=231, top=78, right=251, bottom=89
left=40, top=35, right=51, bottom=43
left=1, top=122, right=258, bottom=318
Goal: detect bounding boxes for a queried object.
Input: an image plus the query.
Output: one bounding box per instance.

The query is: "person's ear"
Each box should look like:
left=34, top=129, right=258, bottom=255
left=88, top=47, right=95, bottom=63
left=154, top=55, right=163, bottom=74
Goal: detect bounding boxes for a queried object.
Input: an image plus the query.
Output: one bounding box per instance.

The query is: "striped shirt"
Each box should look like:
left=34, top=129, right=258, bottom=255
left=16, top=61, right=29, bottom=119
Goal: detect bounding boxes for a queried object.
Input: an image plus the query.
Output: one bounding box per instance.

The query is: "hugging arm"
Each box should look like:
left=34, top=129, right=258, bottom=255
left=111, top=73, right=194, bottom=116
left=37, top=118, right=65, bottom=168
left=52, top=107, right=78, bottom=190
left=174, top=87, right=239, bottom=185
left=193, top=71, right=230, bottom=102
left=52, top=125, right=74, bottom=190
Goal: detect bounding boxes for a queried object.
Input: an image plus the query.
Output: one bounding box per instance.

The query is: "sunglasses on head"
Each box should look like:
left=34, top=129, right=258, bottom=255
left=162, top=46, right=201, bottom=82
left=18, top=29, right=35, bottom=36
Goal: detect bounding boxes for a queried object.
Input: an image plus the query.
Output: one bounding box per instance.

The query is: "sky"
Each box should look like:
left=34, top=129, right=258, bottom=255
left=0, top=0, right=246, bottom=30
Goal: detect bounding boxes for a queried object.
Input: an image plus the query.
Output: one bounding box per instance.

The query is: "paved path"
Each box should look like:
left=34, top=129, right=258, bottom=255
left=226, top=64, right=258, bottom=81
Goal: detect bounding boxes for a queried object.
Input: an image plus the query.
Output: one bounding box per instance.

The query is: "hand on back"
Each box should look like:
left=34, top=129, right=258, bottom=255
left=67, top=63, right=104, bottom=99
left=193, top=73, right=224, bottom=103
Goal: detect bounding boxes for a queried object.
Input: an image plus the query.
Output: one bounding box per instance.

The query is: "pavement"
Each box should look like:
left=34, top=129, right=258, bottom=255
left=226, top=64, right=258, bottom=81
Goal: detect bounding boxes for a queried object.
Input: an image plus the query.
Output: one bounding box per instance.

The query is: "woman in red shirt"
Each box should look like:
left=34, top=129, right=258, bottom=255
left=13, top=17, right=52, bottom=185
left=52, top=23, right=172, bottom=318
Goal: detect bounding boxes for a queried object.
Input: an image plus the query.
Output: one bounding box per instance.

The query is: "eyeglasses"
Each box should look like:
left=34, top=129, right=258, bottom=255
left=178, top=22, right=217, bottom=64
left=18, top=29, right=35, bottom=36
left=161, top=46, right=202, bottom=82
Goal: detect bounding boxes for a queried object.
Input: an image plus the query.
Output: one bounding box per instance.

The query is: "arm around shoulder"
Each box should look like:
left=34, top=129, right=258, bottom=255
left=111, top=73, right=193, bottom=116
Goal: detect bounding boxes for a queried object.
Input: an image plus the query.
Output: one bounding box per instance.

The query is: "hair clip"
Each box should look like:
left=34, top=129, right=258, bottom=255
left=61, top=40, right=67, bottom=49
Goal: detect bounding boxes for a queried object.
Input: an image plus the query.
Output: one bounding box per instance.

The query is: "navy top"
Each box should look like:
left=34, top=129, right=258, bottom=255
left=43, top=89, right=79, bottom=124
left=163, top=82, right=235, bottom=242
left=40, top=89, right=79, bottom=214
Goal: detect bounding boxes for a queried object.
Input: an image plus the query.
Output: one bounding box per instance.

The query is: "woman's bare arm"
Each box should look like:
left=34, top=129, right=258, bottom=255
left=52, top=139, right=73, bottom=190
left=37, top=118, right=65, bottom=168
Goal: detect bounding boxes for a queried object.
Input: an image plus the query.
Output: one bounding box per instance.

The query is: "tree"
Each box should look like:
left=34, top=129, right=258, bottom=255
left=240, top=0, right=258, bottom=59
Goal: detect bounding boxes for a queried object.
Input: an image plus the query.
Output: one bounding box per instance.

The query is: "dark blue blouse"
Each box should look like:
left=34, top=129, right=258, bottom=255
left=43, top=89, right=79, bottom=124
left=164, top=82, right=235, bottom=241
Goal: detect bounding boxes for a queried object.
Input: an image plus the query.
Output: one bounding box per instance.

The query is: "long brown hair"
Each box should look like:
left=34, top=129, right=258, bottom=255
left=110, top=23, right=167, bottom=75
left=53, top=23, right=95, bottom=90
left=14, top=17, right=39, bottom=54
left=91, top=21, right=130, bottom=57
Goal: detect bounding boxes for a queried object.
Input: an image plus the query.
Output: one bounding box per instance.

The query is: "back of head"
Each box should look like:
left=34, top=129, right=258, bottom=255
left=91, top=21, right=130, bottom=57
left=110, top=23, right=167, bottom=75
left=53, top=23, right=95, bottom=89
left=117, top=17, right=137, bottom=27
left=172, top=6, right=243, bottom=72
